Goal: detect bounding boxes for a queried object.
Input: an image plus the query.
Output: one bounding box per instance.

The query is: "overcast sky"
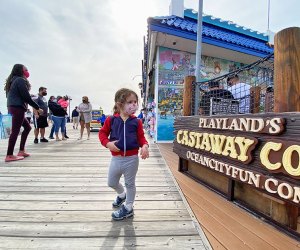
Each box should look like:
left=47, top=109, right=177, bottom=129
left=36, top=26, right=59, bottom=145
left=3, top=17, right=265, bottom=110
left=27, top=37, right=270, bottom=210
left=1, top=0, right=299, bottom=114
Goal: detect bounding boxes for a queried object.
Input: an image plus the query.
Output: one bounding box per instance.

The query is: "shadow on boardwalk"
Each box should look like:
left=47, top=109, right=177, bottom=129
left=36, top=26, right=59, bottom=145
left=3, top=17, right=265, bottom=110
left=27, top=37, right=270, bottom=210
left=0, top=124, right=210, bottom=249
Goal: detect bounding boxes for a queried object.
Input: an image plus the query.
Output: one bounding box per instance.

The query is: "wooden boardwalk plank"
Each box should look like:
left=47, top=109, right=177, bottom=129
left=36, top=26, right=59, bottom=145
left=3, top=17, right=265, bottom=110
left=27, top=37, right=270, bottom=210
left=0, top=221, right=198, bottom=237
left=0, top=182, right=175, bottom=188
left=0, top=236, right=204, bottom=249
left=0, top=200, right=187, bottom=210
left=0, top=186, right=178, bottom=192
left=0, top=126, right=208, bottom=249
left=0, top=192, right=182, bottom=201
left=0, top=210, right=193, bottom=222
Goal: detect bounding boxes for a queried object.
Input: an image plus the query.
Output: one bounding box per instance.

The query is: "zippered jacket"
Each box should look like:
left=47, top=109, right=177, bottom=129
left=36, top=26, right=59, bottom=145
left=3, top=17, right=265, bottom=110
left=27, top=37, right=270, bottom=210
left=7, top=76, right=40, bottom=111
left=99, top=113, right=148, bottom=157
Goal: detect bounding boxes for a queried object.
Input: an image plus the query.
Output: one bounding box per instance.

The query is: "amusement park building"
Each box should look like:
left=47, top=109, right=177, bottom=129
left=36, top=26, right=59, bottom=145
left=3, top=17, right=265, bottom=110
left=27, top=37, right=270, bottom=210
left=142, top=8, right=274, bottom=142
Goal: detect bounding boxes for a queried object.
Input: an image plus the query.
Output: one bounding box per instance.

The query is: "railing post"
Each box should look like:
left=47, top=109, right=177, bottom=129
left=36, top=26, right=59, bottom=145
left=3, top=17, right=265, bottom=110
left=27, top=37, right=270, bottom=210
left=178, top=75, right=195, bottom=171
left=274, top=26, right=300, bottom=230
left=274, top=27, right=300, bottom=112
left=183, top=76, right=196, bottom=116
left=250, top=86, right=261, bottom=113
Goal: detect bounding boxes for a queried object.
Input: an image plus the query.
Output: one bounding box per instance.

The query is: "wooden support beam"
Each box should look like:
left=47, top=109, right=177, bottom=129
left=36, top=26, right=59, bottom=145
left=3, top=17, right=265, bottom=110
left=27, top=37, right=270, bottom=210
left=250, top=86, right=261, bottom=113
left=179, top=75, right=196, bottom=172
left=274, top=26, right=300, bottom=231
left=183, top=76, right=195, bottom=116
left=274, top=27, right=300, bottom=112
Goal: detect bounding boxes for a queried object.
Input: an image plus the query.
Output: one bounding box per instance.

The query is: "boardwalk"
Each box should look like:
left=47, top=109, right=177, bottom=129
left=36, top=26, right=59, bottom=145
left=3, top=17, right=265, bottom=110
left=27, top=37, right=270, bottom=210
left=0, top=125, right=210, bottom=249
left=159, top=144, right=300, bottom=249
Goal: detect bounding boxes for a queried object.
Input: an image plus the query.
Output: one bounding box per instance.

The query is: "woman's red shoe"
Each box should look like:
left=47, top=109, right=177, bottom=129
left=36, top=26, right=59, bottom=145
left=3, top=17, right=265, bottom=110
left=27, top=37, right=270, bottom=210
left=5, top=155, right=24, bottom=162
left=17, top=151, right=30, bottom=157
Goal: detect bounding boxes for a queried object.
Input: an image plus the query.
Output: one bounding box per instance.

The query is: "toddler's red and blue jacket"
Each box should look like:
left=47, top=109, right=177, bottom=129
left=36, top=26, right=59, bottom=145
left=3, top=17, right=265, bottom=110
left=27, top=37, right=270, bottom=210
left=99, top=113, right=148, bottom=157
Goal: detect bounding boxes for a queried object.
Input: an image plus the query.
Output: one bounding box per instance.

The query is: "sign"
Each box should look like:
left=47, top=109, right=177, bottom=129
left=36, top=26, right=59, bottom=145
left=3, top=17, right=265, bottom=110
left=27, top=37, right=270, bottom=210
left=173, top=114, right=300, bottom=206
left=90, top=110, right=103, bottom=130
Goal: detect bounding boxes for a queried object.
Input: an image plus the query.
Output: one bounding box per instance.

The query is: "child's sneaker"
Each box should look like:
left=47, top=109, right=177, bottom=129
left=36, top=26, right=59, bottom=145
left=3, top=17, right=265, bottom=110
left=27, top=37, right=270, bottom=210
left=112, top=204, right=133, bottom=220
left=112, top=194, right=126, bottom=208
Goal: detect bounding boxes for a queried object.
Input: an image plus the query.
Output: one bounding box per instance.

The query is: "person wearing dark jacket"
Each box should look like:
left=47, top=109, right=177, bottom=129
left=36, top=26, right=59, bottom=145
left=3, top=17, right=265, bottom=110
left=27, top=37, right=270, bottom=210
left=71, top=107, right=79, bottom=129
left=100, top=113, right=106, bottom=127
left=4, top=64, right=43, bottom=162
left=48, top=96, right=67, bottom=141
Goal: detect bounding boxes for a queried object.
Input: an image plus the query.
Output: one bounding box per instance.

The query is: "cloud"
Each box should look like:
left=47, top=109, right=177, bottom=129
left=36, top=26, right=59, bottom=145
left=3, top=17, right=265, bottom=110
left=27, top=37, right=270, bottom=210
left=1, top=0, right=299, bottom=114
left=0, top=0, right=144, bottom=114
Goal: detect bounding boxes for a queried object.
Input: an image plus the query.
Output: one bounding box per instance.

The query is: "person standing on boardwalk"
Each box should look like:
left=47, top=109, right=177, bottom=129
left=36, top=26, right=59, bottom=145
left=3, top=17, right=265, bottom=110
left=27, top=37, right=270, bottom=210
left=99, top=88, right=149, bottom=220
left=100, top=113, right=106, bottom=127
left=4, top=64, right=43, bottom=162
left=57, top=95, right=69, bottom=139
left=71, top=106, right=79, bottom=129
left=48, top=95, right=67, bottom=141
left=32, top=87, right=49, bottom=143
left=77, top=96, right=92, bottom=140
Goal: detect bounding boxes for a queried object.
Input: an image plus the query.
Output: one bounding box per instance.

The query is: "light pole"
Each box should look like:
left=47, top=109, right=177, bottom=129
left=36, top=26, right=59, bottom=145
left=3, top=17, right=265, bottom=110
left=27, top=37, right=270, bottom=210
left=194, top=0, right=203, bottom=115
left=68, top=96, right=72, bottom=122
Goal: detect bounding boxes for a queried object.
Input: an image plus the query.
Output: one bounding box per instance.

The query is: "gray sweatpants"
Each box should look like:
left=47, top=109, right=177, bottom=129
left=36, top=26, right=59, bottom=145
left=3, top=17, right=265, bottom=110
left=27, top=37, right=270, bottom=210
left=107, top=155, right=139, bottom=206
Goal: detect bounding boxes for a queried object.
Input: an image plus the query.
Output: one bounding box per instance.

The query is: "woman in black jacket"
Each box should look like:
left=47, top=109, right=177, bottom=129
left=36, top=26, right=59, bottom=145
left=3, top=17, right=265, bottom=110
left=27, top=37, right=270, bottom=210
left=48, top=96, right=67, bottom=141
left=4, top=64, right=43, bottom=162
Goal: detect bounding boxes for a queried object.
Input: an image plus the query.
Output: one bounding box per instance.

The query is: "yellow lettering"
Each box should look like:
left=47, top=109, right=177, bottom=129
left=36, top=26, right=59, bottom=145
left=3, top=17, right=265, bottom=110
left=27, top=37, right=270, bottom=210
left=199, top=118, right=205, bottom=128
left=200, top=133, right=211, bottom=151
left=222, top=136, right=238, bottom=159
left=278, top=183, right=293, bottom=199
left=265, top=178, right=278, bottom=194
left=247, top=172, right=260, bottom=188
left=209, top=134, right=226, bottom=154
left=260, top=142, right=282, bottom=170
left=222, top=118, right=229, bottom=129
left=194, top=133, right=202, bottom=149
left=208, top=119, right=216, bottom=129
left=228, top=119, right=240, bottom=131
left=188, top=132, right=196, bottom=147
left=182, top=130, right=189, bottom=145
left=269, top=118, right=283, bottom=134
left=235, top=137, right=256, bottom=162
left=239, top=118, right=251, bottom=132
left=293, top=187, right=300, bottom=203
left=176, top=130, right=183, bottom=144
left=190, top=152, right=195, bottom=161
left=282, top=145, right=300, bottom=177
left=250, top=118, right=264, bottom=132
left=215, top=118, right=223, bottom=129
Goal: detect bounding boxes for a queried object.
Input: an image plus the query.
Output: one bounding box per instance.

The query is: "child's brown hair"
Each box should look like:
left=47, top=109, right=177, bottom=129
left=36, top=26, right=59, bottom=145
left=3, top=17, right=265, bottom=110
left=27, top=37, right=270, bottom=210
left=113, top=88, right=138, bottom=114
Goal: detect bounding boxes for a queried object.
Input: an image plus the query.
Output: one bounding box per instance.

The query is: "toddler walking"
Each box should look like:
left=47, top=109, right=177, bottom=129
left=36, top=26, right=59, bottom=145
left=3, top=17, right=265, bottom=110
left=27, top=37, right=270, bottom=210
left=99, top=88, right=149, bottom=220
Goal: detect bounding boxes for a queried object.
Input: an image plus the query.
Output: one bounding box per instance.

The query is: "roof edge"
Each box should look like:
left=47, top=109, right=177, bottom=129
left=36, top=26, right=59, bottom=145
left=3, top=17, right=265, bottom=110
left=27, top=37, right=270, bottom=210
left=184, top=9, right=269, bottom=42
left=149, top=24, right=273, bottom=58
